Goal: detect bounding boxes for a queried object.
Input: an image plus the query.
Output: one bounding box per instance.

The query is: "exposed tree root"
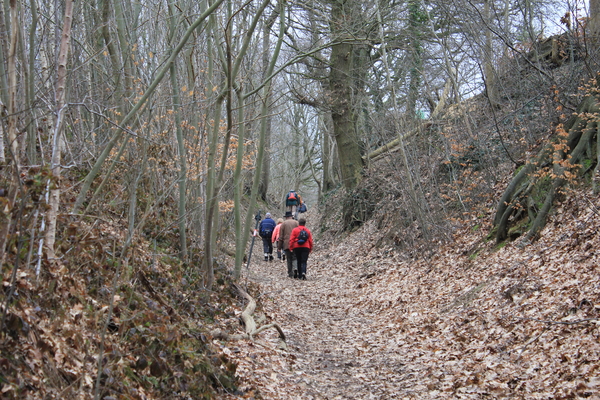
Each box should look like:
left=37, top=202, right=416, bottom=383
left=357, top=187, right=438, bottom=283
left=211, top=284, right=287, bottom=350
left=492, top=80, right=600, bottom=243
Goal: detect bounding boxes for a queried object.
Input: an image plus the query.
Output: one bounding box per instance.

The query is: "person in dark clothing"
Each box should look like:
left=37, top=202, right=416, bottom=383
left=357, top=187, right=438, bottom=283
left=278, top=211, right=299, bottom=277
left=289, top=217, right=313, bottom=280
left=284, top=190, right=304, bottom=217
left=259, top=212, right=276, bottom=261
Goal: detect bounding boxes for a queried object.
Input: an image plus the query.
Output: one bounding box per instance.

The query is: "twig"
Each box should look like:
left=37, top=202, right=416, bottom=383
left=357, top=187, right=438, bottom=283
left=516, top=316, right=599, bottom=326
left=583, top=194, right=600, bottom=217
left=512, top=317, right=599, bottom=359
left=515, top=327, right=549, bottom=359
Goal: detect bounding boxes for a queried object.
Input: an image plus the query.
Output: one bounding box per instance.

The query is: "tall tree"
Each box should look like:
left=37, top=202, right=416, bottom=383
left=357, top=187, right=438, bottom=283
left=327, top=0, right=365, bottom=191
left=407, top=0, right=425, bottom=120
left=257, top=11, right=279, bottom=201
left=45, top=0, right=74, bottom=260
left=0, top=0, right=20, bottom=267
left=589, top=0, right=600, bottom=38
left=168, top=0, right=188, bottom=260
left=482, top=0, right=499, bottom=106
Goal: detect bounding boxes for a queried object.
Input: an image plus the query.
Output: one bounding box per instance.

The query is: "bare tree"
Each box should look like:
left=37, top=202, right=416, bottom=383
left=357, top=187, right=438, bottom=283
left=45, top=0, right=74, bottom=260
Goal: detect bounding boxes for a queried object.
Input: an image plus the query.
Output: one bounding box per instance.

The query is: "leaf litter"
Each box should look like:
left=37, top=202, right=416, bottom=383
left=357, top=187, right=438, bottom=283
left=224, top=188, right=600, bottom=399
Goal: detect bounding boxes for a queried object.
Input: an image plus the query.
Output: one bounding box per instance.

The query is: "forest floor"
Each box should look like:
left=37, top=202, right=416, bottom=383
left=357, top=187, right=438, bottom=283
left=217, top=188, right=600, bottom=400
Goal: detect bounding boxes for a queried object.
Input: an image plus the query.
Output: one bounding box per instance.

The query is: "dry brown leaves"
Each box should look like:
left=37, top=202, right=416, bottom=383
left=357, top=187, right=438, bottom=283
left=222, top=189, right=600, bottom=399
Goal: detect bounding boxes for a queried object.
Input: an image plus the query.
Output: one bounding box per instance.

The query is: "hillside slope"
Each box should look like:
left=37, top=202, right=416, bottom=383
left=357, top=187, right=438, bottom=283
left=227, top=187, right=599, bottom=398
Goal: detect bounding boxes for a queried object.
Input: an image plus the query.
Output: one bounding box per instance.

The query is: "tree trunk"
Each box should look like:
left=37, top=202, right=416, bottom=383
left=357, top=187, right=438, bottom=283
left=6, top=0, right=18, bottom=160
left=321, top=112, right=337, bottom=193
left=101, top=0, right=124, bottom=111
left=25, top=0, right=38, bottom=164
left=0, top=0, right=10, bottom=108
left=257, top=11, right=278, bottom=201
left=168, top=1, right=188, bottom=260
left=0, top=0, right=20, bottom=267
left=328, top=0, right=364, bottom=191
left=407, top=0, right=423, bottom=120
left=589, top=0, right=600, bottom=38
left=113, top=0, right=134, bottom=100
left=45, top=0, right=74, bottom=260
left=483, top=0, right=498, bottom=107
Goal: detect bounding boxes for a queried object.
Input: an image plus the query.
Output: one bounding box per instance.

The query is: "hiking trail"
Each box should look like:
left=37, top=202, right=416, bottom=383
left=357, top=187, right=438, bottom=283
left=217, top=194, right=600, bottom=399
left=221, top=248, right=422, bottom=399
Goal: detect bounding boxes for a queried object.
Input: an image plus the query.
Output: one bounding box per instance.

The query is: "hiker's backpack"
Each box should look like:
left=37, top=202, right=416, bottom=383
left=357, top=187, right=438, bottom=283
left=287, top=191, right=298, bottom=201
left=297, top=229, right=309, bottom=245
left=259, top=226, right=272, bottom=239
left=298, top=203, right=307, bottom=213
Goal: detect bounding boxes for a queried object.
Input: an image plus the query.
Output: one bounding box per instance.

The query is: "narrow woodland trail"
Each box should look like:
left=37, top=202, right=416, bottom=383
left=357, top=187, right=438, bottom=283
left=225, top=247, right=423, bottom=399
left=220, top=192, right=600, bottom=400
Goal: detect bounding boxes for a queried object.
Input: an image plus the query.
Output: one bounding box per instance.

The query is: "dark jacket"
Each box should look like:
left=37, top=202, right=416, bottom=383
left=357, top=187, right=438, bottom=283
left=259, top=218, right=276, bottom=237
left=285, top=191, right=303, bottom=206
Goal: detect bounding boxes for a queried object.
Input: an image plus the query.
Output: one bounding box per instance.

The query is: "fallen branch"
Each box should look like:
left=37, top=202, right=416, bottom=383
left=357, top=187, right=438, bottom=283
left=516, top=316, right=599, bottom=326
left=211, top=283, right=286, bottom=349
left=365, top=123, right=429, bottom=163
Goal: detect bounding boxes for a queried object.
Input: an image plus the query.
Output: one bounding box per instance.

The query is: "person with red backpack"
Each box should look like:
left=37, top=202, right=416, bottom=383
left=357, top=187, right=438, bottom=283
left=289, top=217, right=313, bottom=280
left=284, top=190, right=303, bottom=217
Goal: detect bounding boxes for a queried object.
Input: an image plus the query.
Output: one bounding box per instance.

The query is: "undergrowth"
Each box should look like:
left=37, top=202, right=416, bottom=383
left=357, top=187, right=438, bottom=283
left=0, top=195, right=249, bottom=399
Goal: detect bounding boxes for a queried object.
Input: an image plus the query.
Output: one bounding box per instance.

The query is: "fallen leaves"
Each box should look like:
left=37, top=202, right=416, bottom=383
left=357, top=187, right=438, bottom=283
left=223, top=188, right=600, bottom=399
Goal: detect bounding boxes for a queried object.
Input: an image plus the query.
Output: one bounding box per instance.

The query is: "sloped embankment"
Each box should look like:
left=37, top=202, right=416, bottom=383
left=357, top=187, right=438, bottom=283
left=225, top=188, right=599, bottom=398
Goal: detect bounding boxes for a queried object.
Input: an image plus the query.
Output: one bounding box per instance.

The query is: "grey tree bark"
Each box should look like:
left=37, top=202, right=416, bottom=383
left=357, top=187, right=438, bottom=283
left=168, top=0, right=188, bottom=260
left=327, top=0, right=365, bottom=191
left=45, top=0, right=74, bottom=260
left=0, top=0, right=20, bottom=267
left=257, top=11, right=279, bottom=201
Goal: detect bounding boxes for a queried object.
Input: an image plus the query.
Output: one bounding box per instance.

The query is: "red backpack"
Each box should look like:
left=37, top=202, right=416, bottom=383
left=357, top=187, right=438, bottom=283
left=287, top=191, right=297, bottom=201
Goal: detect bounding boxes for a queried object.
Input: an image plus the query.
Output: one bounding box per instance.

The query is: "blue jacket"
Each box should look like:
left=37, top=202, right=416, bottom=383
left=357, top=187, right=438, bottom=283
left=259, top=218, right=276, bottom=237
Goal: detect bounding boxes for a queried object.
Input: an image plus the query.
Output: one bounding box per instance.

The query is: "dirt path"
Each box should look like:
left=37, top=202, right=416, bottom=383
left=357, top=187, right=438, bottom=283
left=227, top=248, right=423, bottom=399
left=221, top=197, right=600, bottom=399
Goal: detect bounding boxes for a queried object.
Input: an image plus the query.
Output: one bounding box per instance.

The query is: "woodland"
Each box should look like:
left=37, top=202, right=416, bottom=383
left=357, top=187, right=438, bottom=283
left=0, top=0, right=599, bottom=399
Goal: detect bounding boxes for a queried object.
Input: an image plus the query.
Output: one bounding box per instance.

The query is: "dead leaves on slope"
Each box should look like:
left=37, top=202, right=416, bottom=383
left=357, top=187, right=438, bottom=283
left=225, top=188, right=599, bottom=399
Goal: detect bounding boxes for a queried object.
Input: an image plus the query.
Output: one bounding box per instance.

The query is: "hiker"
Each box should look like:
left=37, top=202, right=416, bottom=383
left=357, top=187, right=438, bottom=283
left=259, top=212, right=276, bottom=261
left=285, top=190, right=303, bottom=215
left=271, top=218, right=284, bottom=260
left=278, top=211, right=299, bottom=277
left=289, top=217, right=313, bottom=280
left=298, top=201, right=307, bottom=214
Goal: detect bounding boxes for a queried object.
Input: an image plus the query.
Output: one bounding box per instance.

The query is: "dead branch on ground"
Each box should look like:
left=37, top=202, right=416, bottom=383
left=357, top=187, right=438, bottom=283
left=211, top=283, right=287, bottom=349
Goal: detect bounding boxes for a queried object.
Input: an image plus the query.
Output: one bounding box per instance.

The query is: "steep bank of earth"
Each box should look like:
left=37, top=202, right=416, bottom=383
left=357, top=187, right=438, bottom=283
left=220, top=188, right=599, bottom=399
